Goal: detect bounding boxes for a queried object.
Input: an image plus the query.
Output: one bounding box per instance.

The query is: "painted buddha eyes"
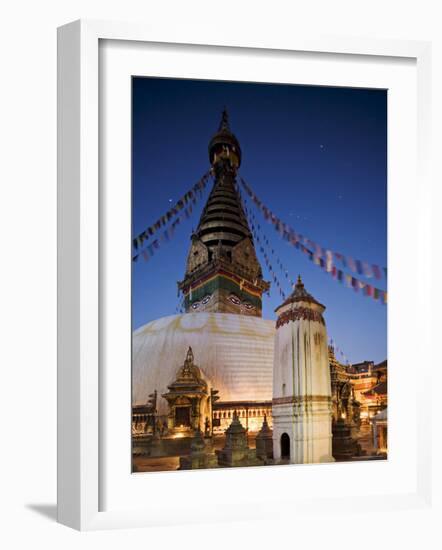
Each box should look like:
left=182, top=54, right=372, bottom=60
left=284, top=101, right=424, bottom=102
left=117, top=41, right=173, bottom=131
left=228, top=294, right=255, bottom=310
left=191, top=293, right=255, bottom=310
left=191, top=294, right=212, bottom=309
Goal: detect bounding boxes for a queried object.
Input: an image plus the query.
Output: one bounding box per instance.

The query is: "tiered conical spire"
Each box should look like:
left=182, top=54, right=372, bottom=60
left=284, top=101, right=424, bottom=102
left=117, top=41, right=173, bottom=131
left=178, top=110, right=269, bottom=316
left=194, top=169, right=252, bottom=250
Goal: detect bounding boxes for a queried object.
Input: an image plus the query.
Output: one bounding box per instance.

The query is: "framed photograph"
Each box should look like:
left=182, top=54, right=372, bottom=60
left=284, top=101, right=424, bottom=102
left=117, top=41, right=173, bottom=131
left=57, top=19, right=432, bottom=530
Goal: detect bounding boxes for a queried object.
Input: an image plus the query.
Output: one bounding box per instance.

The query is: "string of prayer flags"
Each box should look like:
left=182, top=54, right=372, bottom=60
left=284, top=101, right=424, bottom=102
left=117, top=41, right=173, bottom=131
left=133, top=170, right=211, bottom=251
left=239, top=196, right=290, bottom=301
left=240, top=179, right=387, bottom=306
left=244, top=199, right=295, bottom=290
left=332, top=264, right=387, bottom=303
left=132, top=202, right=196, bottom=263
left=240, top=176, right=387, bottom=281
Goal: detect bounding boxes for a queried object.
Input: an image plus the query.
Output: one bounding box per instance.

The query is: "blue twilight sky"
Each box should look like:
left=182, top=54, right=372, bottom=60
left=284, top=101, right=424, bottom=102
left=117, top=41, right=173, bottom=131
left=132, top=77, right=387, bottom=364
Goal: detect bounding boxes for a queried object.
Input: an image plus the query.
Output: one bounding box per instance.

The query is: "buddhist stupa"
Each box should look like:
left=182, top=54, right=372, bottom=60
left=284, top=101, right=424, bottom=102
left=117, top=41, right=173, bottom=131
left=132, top=110, right=275, bottom=433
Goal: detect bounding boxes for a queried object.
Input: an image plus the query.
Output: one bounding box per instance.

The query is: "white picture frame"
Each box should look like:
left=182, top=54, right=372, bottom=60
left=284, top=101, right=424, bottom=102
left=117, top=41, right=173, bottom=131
left=57, top=19, right=433, bottom=531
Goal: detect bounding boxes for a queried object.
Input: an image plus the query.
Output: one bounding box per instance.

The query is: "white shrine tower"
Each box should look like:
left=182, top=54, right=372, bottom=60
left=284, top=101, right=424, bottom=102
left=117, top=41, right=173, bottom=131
left=272, top=276, right=334, bottom=464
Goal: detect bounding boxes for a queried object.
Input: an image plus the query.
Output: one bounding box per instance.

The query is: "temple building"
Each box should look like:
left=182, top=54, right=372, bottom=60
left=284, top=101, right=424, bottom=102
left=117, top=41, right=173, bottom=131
left=328, top=348, right=387, bottom=456
left=346, top=360, right=388, bottom=421
left=371, top=408, right=388, bottom=455
left=329, top=346, right=361, bottom=430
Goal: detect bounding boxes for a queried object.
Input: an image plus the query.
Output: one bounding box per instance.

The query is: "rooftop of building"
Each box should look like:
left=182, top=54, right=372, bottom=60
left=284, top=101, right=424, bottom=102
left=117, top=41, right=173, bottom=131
left=275, top=275, right=325, bottom=312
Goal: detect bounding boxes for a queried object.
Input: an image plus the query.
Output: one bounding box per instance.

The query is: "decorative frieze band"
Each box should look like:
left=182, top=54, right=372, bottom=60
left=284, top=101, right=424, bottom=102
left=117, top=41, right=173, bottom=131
left=276, top=307, right=325, bottom=328
left=272, top=395, right=331, bottom=405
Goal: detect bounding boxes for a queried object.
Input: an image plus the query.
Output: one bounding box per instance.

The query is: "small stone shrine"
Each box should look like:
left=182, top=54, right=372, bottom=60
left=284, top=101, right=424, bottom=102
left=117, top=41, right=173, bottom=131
left=179, top=429, right=217, bottom=470
left=162, top=347, right=212, bottom=436
left=255, top=415, right=273, bottom=461
left=216, top=411, right=262, bottom=467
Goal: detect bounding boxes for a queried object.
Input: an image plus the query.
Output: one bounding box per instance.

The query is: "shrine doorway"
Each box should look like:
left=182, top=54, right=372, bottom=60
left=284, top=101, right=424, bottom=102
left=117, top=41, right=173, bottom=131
left=280, top=433, right=290, bottom=460
left=175, top=406, right=191, bottom=428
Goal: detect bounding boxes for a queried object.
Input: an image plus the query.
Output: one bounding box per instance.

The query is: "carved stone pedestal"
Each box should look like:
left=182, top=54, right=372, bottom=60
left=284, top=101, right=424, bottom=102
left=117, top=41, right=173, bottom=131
left=332, top=418, right=361, bottom=461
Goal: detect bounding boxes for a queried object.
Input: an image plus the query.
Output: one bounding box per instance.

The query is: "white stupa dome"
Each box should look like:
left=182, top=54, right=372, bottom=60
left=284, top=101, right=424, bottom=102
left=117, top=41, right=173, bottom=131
left=133, top=312, right=275, bottom=415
